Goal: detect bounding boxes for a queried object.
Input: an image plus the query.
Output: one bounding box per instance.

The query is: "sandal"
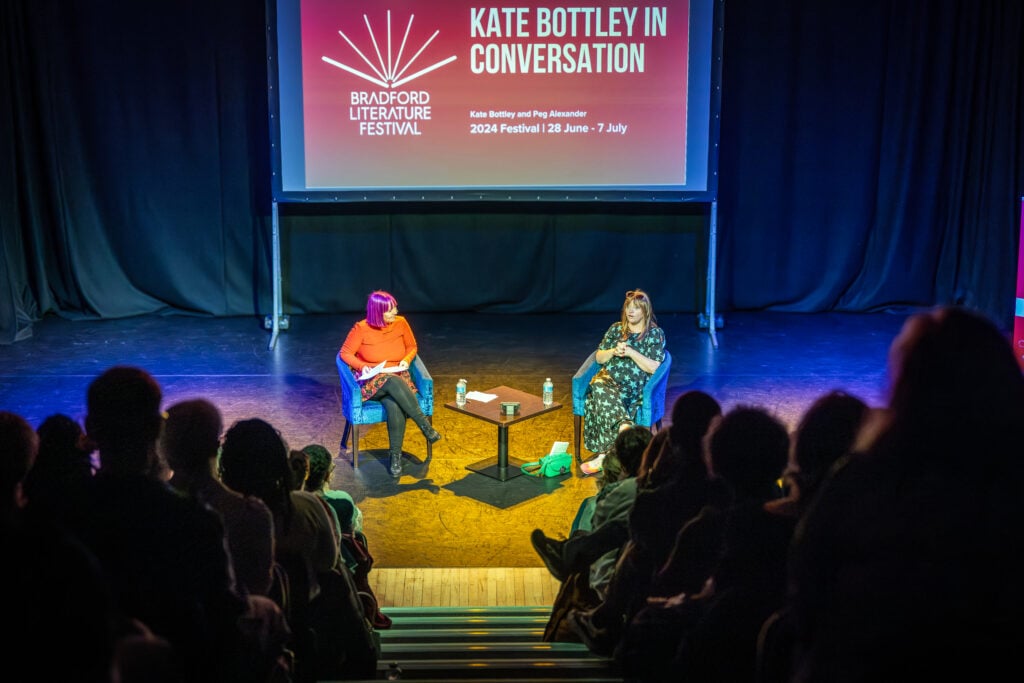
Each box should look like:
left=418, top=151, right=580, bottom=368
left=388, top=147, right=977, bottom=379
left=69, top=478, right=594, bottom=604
left=580, top=453, right=606, bottom=475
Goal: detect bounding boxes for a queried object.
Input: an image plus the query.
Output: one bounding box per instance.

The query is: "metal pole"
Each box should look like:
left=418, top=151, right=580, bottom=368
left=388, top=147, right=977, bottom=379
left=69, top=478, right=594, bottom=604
left=705, top=199, right=719, bottom=348
left=268, top=200, right=281, bottom=350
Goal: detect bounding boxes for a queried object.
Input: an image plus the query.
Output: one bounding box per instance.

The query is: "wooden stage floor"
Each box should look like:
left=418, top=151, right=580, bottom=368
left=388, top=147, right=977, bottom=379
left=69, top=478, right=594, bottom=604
left=1, top=310, right=912, bottom=576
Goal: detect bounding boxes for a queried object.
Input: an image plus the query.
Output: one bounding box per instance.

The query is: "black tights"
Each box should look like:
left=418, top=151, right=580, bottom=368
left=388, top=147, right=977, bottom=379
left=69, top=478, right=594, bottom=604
left=370, top=376, right=429, bottom=454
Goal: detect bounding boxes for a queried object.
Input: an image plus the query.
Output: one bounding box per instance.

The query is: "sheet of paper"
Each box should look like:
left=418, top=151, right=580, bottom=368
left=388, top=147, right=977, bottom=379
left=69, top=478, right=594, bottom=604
left=549, top=441, right=570, bottom=455
left=358, top=361, right=404, bottom=381
left=465, top=391, right=498, bottom=402
left=358, top=361, right=386, bottom=381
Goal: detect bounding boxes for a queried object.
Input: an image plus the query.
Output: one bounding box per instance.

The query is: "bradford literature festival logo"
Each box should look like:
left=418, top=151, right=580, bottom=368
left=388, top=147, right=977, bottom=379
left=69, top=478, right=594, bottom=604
left=322, top=10, right=455, bottom=137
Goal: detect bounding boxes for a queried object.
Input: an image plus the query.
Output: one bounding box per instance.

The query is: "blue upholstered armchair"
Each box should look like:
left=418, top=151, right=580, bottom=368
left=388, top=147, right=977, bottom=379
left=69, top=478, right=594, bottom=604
left=571, top=349, right=672, bottom=462
left=336, top=354, right=435, bottom=467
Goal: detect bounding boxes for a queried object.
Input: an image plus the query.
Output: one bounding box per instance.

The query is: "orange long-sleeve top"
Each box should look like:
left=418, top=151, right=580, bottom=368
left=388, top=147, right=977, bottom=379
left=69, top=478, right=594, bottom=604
left=338, top=316, right=418, bottom=372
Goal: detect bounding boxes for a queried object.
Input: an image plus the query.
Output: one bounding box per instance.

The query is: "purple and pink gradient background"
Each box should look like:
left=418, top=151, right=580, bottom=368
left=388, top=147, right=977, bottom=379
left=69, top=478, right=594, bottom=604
left=1015, top=199, right=1024, bottom=368
left=300, top=0, right=690, bottom=188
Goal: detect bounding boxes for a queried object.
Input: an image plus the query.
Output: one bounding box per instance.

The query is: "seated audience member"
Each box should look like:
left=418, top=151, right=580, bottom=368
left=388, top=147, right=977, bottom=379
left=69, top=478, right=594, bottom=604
left=289, top=448, right=310, bottom=491
left=289, top=447, right=347, bottom=559
left=75, top=367, right=250, bottom=683
left=561, top=391, right=724, bottom=651
left=220, top=419, right=377, bottom=681
left=287, top=445, right=351, bottom=570
left=161, top=399, right=276, bottom=597
left=612, top=406, right=794, bottom=682
left=161, top=400, right=292, bottom=680
left=756, top=390, right=869, bottom=683
left=0, top=412, right=38, bottom=526
left=1, top=411, right=117, bottom=682
left=624, top=391, right=725, bottom=600
left=789, top=306, right=1024, bottom=683
left=303, top=442, right=391, bottom=629
left=220, top=420, right=339, bottom=583
left=287, top=443, right=362, bottom=609
left=22, top=412, right=95, bottom=528
left=532, top=427, right=654, bottom=583
left=579, top=437, right=634, bottom=533
left=536, top=427, right=653, bottom=642
left=303, top=443, right=363, bottom=534
left=767, top=390, right=870, bottom=521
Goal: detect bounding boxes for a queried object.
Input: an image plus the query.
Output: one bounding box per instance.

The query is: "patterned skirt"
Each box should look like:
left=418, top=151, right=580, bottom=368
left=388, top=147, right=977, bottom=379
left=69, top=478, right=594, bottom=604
left=358, top=369, right=417, bottom=402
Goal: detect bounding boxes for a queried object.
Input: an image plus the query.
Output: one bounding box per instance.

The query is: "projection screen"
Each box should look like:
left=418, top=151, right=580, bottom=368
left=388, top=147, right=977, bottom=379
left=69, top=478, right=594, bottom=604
left=267, top=0, right=722, bottom=202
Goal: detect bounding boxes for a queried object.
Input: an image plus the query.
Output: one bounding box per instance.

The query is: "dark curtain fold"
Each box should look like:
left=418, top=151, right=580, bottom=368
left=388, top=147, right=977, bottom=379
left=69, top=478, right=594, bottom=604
left=2, top=0, right=1022, bottom=344
left=718, top=0, right=1024, bottom=319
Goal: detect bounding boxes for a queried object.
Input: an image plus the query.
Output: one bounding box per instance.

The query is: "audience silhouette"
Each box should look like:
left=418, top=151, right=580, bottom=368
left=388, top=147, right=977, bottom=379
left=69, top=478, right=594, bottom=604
left=755, top=389, right=869, bottom=683
left=77, top=367, right=255, bottom=682
left=4, top=303, right=1020, bottom=683
left=537, top=426, right=653, bottom=642
left=303, top=443, right=363, bottom=535
left=288, top=447, right=311, bottom=491
left=623, top=390, right=725, bottom=601
left=21, top=412, right=95, bottom=529
left=616, top=405, right=793, bottom=681
left=163, top=399, right=276, bottom=598
left=789, top=306, right=1024, bottom=682
left=303, top=442, right=391, bottom=629
left=2, top=410, right=117, bottom=682
left=563, top=391, right=725, bottom=654
left=220, top=418, right=377, bottom=681
left=532, top=426, right=654, bottom=586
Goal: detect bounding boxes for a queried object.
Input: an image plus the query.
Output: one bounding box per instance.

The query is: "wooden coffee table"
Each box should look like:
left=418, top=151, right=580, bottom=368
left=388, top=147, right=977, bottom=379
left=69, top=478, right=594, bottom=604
left=444, top=385, right=563, bottom=481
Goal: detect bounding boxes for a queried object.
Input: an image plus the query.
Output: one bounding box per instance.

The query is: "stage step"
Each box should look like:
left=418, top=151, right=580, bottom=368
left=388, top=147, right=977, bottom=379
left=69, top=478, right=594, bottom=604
left=385, top=614, right=549, bottom=629
left=354, top=605, right=621, bottom=682
left=380, top=628, right=546, bottom=644
left=385, top=606, right=554, bottom=616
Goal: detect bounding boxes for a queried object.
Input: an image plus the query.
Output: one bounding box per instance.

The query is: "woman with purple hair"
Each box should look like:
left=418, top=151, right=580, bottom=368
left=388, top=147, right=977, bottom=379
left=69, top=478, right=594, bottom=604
left=339, top=291, right=441, bottom=477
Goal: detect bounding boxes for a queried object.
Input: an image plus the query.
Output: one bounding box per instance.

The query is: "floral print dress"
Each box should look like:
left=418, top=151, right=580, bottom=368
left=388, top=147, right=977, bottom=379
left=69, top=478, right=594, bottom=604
left=583, top=323, right=667, bottom=453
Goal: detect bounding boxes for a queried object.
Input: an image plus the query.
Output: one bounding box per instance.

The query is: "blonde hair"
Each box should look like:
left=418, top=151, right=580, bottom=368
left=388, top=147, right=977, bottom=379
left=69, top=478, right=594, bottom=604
left=619, top=289, right=656, bottom=340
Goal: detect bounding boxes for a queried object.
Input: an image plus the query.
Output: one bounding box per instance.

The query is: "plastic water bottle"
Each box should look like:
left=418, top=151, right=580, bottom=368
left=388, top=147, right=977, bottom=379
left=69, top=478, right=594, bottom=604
left=542, top=377, right=554, bottom=406
left=456, top=378, right=467, bottom=407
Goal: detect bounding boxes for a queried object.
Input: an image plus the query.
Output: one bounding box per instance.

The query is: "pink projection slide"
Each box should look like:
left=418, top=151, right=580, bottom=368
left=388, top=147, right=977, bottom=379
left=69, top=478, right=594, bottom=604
left=297, top=1, right=692, bottom=189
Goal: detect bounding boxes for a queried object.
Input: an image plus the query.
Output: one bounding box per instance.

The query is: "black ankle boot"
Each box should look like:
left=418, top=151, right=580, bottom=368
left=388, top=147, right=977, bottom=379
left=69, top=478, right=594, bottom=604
left=417, top=418, right=442, bottom=444
left=388, top=450, right=402, bottom=477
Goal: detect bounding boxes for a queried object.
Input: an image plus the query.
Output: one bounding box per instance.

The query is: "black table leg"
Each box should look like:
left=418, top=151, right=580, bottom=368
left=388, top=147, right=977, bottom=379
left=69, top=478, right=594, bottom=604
left=465, top=423, right=526, bottom=481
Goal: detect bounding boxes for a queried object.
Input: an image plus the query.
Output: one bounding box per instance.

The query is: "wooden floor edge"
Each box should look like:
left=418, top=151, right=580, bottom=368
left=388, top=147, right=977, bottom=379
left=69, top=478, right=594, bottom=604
left=369, top=567, right=562, bottom=608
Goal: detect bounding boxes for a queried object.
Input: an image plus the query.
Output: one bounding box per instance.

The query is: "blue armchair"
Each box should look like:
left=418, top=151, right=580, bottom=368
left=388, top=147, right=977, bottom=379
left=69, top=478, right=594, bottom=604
left=336, top=355, right=435, bottom=467
left=571, top=349, right=672, bottom=462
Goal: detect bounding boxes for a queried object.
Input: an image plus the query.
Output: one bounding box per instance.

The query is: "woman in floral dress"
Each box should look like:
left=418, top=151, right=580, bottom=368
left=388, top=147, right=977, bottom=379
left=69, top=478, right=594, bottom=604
left=582, top=290, right=666, bottom=472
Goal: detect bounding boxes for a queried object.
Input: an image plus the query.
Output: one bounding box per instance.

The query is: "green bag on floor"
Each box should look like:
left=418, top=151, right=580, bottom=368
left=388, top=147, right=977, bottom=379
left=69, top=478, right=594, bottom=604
left=521, top=451, right=572, bottom=477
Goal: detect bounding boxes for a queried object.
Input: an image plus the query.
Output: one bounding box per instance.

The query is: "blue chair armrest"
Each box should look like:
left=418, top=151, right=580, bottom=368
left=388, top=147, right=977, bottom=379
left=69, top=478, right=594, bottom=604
left=409, top=355, right=434, bottom=416
left=637, top=350, right=672, bottom=427
left=572, top=351, right=601, bottom=417
left=336, top=355, right=364, bottom=423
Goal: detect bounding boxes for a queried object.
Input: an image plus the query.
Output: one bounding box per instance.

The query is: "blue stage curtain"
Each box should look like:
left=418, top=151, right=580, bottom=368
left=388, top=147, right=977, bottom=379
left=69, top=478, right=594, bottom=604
left=717, top=0, right=1024, bottom=321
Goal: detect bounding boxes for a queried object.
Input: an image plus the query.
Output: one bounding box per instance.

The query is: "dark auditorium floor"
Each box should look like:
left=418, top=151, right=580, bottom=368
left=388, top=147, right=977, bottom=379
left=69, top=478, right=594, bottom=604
left=0, top=310, right=912, bottom=567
